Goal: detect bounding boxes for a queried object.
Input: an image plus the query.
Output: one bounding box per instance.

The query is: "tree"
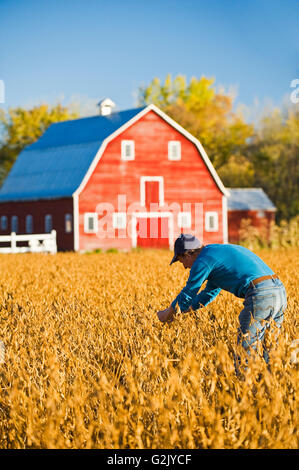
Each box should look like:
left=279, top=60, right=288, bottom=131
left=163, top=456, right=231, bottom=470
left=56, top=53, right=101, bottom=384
left=138, top=74, right=253, bottom=170
left=0, top=103, right=79, bottom=185
left=139, top=74, right=299, bottom=221
left=247, top=107, right=299, bottom=222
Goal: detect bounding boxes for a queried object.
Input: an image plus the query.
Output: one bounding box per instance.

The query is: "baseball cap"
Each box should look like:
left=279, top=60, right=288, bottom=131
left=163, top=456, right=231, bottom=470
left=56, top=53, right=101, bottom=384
left=170, top=234, right=202, bottom=265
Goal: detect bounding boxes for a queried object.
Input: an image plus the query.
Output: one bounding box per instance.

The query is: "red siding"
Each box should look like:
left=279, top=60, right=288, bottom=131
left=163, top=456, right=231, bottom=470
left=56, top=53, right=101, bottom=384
left=137, top=217, right=169, bottom=248
left=145, top=181, right=159, bottom=207
left=78, top=110, right=224, bottom=251
left=228, top=210, right=275, bottom=243
left=0, top=198, right=74, bottom=251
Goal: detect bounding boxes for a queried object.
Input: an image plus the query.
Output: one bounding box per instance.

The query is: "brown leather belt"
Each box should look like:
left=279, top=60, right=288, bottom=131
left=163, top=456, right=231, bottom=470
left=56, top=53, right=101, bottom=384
left=251, top=274, right=279, bottom=286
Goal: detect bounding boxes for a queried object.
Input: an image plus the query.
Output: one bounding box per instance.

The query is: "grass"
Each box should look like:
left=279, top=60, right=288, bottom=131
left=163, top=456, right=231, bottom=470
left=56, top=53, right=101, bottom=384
left=0, top=248, right=298, bottom=448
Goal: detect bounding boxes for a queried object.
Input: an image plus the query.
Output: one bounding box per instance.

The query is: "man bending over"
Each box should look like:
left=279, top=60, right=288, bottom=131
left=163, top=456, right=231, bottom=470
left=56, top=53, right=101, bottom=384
left=157, top=234, right=287, bottom=365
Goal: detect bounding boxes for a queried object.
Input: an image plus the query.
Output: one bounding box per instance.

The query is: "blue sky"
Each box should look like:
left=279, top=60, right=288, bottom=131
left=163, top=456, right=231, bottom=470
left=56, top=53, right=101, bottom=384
left=0, top=0, right=298, bottom=120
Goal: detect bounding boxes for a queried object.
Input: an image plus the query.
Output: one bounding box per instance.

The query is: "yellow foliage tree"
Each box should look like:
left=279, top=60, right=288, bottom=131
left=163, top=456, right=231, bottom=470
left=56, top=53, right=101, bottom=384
left=247, top=107, right=299, bottom=221
left=0, top=103, right=79, bottom=184
left=138, top=74, right=253, bottom=170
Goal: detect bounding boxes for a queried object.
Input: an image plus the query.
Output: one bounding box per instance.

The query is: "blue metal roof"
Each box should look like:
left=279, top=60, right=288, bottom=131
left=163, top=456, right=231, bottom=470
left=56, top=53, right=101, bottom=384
left=227, top=188, right=276, bottom=211
left=0, top=107, right=146, bottom=201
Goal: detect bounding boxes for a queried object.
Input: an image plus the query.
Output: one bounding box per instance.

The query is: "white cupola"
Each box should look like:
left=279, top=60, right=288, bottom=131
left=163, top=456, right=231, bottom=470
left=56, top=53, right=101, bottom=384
left=97, top=98, right=116, bottom=116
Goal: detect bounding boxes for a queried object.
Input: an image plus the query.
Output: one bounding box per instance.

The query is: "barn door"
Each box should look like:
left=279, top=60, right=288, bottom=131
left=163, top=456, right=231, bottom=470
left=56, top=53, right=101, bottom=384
left=136, top=216, right=169, bottom=248
left=145, top=180, right=160, bottom=209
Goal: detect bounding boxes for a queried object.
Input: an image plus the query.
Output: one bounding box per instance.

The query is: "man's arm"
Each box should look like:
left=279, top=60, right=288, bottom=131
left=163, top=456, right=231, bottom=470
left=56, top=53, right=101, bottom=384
left=191, top=280, right=221, bottom=310
left=171, top=259, right=211, bottom=313
left=156, top=280, right=220, bottom=323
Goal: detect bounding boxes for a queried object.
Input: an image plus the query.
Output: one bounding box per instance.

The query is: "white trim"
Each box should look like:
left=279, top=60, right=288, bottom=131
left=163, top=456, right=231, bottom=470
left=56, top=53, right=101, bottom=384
left=222, top=196, right=228, bottom=243
left=112, top=212, right=127, bottom=229
left=140, top=176, right=164, bottom=207
left=178, top=211, right=191, bottom=228
left=72, top=104, right=228, bottom=198
left=84, top=212, right=98, bottom=233
left=168, top=140, right=181, bottom=161
left=131, top=211, right=174, bottom=249
left=73, top=193, right=79, bottom=251
left=205, top=211, right=219, bottom=232
left=148, top=104, right=229, bottom=196
left=121, top=140, right=135, bottom=161
left=73, top=106, right=152, bottom=197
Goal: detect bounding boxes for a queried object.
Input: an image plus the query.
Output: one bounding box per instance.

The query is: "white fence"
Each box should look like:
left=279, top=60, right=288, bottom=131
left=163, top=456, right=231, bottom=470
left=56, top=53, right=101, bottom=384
left=0, top=230, right=57, bottom=254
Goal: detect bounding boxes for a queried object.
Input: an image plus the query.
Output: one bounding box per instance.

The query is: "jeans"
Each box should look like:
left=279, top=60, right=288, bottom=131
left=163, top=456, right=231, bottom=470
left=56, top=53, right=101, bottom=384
left=237, top=277, right=287, bottom=364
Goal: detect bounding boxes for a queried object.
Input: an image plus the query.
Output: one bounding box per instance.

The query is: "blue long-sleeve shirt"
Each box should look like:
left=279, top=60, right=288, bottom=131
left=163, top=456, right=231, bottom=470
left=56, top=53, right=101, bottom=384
left=171, top=244, right=274, bottom=313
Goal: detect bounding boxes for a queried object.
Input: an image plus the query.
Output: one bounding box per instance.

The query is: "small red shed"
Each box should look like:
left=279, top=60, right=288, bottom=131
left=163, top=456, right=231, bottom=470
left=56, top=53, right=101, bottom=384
left=227, top=188, right=276, bottom=243
left=0, top=100, right=229, bottom=251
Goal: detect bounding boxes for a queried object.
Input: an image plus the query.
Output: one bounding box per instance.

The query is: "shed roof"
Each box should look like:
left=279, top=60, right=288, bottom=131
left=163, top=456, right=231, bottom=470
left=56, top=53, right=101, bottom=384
left=227, top=188, right=276, bottom=211
left=0, top=107, right=145, bottom=201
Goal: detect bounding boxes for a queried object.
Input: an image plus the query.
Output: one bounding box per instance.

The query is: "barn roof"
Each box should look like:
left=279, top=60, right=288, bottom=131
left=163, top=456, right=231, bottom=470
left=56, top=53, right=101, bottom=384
left=227, top=188, right=276, bottom=211
left=0, top=103, right=228, bottom=201
left=0, top=107, right=146, bottom=201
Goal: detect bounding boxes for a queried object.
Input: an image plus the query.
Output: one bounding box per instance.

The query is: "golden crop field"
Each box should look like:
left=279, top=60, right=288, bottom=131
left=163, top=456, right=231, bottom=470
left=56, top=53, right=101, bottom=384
left=0, top=248, right=298, bottom=449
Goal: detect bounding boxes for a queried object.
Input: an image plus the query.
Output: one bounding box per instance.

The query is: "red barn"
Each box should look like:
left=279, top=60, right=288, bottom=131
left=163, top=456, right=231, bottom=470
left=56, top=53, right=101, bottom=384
left=227, top=188, right=276, bottom=243
left=0, top=100, right=229, bottom=252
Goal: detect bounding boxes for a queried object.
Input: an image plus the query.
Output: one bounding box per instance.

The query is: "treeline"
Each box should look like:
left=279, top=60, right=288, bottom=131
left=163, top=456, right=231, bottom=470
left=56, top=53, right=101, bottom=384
left=138, top=75, right=299, bottom=223
left=0, top=75, right=298, bottom=223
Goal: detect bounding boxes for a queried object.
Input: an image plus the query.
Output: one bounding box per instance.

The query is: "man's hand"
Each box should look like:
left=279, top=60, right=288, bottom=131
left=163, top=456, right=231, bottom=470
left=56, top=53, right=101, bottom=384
left=157, top=305, right=175, bottom=323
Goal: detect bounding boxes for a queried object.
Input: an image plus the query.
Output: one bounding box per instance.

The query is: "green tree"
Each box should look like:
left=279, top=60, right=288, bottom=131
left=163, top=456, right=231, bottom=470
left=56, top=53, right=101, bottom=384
left=247, top=107, right=299, bottom=222
left=0, top=103, right=79, bottom=185
left=138, top=74, right=253, bottom=170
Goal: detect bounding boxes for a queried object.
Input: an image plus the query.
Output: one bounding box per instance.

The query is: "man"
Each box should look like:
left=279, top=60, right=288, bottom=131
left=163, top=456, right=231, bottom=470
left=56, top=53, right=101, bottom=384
left=157, top=234, right=287, bottom=365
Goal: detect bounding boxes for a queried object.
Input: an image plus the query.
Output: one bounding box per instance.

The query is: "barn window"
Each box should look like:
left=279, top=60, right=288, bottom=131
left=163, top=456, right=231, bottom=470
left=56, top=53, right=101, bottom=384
left=121, top=140, right=135, bottom=161
left=45, top=214, right=52, bottom=233
left=112, top=212, right=126, bottom=229
left=178, top=212, right=191, bottom=229
left=11, top=216, right=18, bottom=233
left=65, top=214, right=73, bottom=233
left=205, top=212, right=218, bottom=232
left=0, top=215, right=7, bottom=230
left=84, top=213, right=98, bottom=233
left=257, top=210, right=265, bottom=218
left=168, top=141, right=181, bottom=161
left=26, top=215, right=33, bottom=234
